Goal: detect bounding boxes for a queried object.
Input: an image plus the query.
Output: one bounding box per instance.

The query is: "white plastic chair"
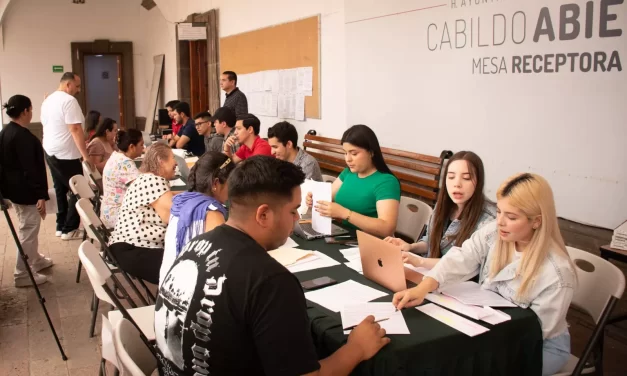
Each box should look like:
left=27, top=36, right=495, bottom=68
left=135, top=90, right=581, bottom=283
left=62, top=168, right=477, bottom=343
left=78, top=241, right=156, bottom=341
left=83, top=160, right=103, bottom=194
left=553, top=246, right=626, bottom=376
left=395, top=196, right=433, bottom=243
left=70, top=174, right=95, bottom=200
left=113, top=318, right=157, bottom=376
left=322, top=174, right=336, bottom=183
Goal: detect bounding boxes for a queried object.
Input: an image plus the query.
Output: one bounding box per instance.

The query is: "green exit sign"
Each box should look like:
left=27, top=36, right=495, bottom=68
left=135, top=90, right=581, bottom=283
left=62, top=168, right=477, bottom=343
left=52, top=65, right=64, bottom=73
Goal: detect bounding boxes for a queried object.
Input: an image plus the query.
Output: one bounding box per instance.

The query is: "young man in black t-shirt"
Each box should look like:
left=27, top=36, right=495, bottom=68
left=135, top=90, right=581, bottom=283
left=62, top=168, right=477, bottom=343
left=155, top=156, right=390, bottom=376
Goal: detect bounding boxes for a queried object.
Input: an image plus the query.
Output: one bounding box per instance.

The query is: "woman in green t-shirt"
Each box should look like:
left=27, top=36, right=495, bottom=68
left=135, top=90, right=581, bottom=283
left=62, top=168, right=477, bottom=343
left=306, top=125, right=400, bottom=237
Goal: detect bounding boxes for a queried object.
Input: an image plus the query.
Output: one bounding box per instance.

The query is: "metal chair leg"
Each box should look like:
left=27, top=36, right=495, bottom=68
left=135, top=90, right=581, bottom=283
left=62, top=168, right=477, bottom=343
left=89, top=297, right=99, bottom=338
left=75, top=260, right=82, bottom=283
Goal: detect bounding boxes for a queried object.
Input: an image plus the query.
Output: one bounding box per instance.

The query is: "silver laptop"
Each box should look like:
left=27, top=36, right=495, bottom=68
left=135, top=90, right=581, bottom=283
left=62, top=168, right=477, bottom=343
left=174, top=154, right=190, bottom=180
left=142, top=131, right=152, bottom=147
left=292, top=212, right=349, bottom=240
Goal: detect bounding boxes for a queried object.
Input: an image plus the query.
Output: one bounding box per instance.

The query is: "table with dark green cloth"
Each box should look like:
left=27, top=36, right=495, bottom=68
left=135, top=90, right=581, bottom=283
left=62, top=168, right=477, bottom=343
left=289, top=235, right=543, bottom=376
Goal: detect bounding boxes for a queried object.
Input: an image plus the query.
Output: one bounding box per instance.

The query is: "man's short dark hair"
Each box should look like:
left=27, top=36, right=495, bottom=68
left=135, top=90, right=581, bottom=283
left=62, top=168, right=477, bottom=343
left=267, top=121, right=298, bottom=148
left=174, top=102, right=191, bottom=118
left=212, top=107, right=236, bottom=128
left=222, top=71, right=237, bottom=85
left=227, top=156, right=305, bottom=216
left=165, top=100, right=180, bottom=109
left=61, top=72, right=77, bottom=82
left=194, top=111, right=212, bottom=121
left=237, top=113, right=261, bottom=135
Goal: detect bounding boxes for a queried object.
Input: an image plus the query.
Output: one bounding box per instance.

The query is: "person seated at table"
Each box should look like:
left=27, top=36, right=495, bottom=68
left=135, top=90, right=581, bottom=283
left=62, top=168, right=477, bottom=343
left=101, top=129, right=143, bottom=229
left=193, top=111, right=217, bottom=152
left=306, top=124, right=400, bottom=238
left=158, top=151, right=235, bottom=286
left=163, top=100, right=182, bottom=140
left=109, top=143, right=177, bottom=284
left=268, top=121, right=323, bottom=181
left=202, top=106, right=238, bottom=154
left=223, top=113, right=271, bottom=163
left=393, top=173, right=576, bottom=376
left=84, top=110, right=101, bottom=142
left=155, top=156, right=389, bottom=375
left=384, top=151, right=496, bottom=269
left=169, top=101, right=206, bottom=156
left=87, top=118, right=118, bottom=173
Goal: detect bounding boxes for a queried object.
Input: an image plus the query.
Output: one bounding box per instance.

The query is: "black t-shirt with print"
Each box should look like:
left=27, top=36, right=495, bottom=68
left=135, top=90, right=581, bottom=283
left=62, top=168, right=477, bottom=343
left=154, top=224, right=321, bottom=376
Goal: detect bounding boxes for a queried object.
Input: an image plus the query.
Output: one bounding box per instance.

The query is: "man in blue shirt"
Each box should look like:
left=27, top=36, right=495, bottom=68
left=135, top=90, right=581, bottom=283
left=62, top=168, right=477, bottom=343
left=169, top=102, right=206, bottom=156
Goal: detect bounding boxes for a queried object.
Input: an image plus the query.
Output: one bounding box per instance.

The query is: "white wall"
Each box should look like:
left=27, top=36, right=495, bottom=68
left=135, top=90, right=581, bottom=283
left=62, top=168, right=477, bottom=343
left=345, top=0, right=627, bottom=228
left=0, top=0, right=173, bottom=124
left=153, top=0, right=347, bottom=139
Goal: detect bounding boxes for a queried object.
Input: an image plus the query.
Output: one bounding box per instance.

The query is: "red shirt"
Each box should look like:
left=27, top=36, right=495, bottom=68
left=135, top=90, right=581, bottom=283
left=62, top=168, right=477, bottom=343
left=235, top=136, right=272, bottom=160
left=172, top=119, right=183, bottom=136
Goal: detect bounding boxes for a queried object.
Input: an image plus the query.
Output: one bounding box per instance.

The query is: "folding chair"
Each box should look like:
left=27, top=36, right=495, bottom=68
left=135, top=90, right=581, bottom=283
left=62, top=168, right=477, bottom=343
left=113, top=318, right=157, bottom=376
left=78, top=241, right=155, bottom=344
left=553, top=246, right=626, bottom=376
left=395, top=196, right=433, bottom=247
left=69, top=174, right=98, bottom=283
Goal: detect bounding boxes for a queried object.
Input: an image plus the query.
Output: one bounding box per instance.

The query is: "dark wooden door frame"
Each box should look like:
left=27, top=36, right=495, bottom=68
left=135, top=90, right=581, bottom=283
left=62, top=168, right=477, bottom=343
left=71, top=40, right=136, bottom=129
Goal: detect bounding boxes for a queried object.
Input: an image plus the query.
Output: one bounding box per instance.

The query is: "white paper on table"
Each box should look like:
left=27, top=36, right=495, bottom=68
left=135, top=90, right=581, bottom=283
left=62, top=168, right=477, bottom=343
left=340, top=247, right=360, bottom=260
left=185, top=156, right=199, bottom=165
left=305, top=280, right=388, bottom=312
left=480, top=306, right=511, bottom=325
left=341, top=302, right=394, bottom=328
left=287, top=251, right=340, bottom=273
left=169, top=178, right=186, bottom=187
left=440, top=281, right=517, bottom=307
left=343, top=309, right=409, bottom=335
left=172, top=149, right=187, bottom=158
left=268, top=247, right=315, bottom=266
left=311, top=181, right=332, bottom=235
left=299, top=179, right=315, bottom=215
left=344, top=261, right=363, bottom=274
left=425, top=293, right=491, bottom=320
left=294, top=94, right=305, bottom=121
left=404, top=263, right=431, bottom=275
left=282, top=237, right=299, bottom=248
left=297, top=66, right=313, bottom=92
left=417, top=303, right=490, bottom=337
left=45, top=188, right=58, bottom=214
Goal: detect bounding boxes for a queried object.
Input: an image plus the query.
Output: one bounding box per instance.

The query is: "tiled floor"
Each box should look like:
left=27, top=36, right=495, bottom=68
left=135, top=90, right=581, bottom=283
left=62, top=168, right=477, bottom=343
left=1, top=206, right=627, bottom=375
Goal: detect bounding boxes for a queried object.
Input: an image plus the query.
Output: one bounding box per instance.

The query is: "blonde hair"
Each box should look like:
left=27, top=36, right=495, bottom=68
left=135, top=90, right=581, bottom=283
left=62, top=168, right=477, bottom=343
left=489, top=173, right=575, bottom=300
left=140, top=143, right=172, bottom=176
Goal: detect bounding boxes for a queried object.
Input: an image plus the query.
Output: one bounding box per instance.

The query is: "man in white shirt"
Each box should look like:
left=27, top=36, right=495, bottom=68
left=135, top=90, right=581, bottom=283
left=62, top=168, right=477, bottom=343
left=41, top=73, right=90, bottom=240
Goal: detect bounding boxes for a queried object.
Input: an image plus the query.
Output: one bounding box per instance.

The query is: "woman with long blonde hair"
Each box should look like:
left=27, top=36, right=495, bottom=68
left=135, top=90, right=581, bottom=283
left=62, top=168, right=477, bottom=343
left=393, top=173, right=576, bottom=375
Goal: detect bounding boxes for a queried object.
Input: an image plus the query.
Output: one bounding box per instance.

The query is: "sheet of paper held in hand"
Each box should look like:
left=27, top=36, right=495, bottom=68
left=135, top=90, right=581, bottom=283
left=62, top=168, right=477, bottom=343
left=311, top=181, right=332, bottom=234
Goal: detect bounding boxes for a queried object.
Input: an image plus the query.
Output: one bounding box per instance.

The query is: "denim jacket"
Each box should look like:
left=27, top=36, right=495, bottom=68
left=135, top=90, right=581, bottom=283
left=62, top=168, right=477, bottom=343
left=420, top=202, right=497, bottom=256
left=426, top=221, right=575, bottom=340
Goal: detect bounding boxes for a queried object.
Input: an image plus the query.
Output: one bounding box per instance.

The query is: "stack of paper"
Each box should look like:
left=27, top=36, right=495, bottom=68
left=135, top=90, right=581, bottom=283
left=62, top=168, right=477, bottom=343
left=281, top=237, right=299, bottom=248
left=268, top=248, right=315, bottom=266
left=286, top=251, right=340, bottom=273
left=425, top=293, right=511, bottom=324
left=417, top=303, right=490, bottom=337
left=440, top=281, right=517, bottom=307
left=304, top=280, right=387, bottom=312
left=341, top=303, right=409, bottom=334
left=611, top=220, right=627, bottom=250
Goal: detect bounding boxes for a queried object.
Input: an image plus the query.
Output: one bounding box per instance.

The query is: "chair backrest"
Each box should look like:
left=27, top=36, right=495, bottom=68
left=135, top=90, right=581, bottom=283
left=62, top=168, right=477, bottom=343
left=78, top=240, right=114, bottom=306
left=83, top=160, right=102, bottom=192
left=566, top=246, right=626, bottom=323
left=76, top=198, right=107, bottom=243
left=69, top=174, right=95, bottom=200
left=396, top=196, right=433, bottom=242
left=303, top=133, right=452, bottom=205
left=321, top=174, right=336, bottom=183
left=113, top=318, right=157, bottom=376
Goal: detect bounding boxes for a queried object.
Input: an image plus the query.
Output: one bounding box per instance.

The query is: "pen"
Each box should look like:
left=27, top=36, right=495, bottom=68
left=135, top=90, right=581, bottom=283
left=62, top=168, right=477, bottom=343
left=343, top=317, right=389, bottom=331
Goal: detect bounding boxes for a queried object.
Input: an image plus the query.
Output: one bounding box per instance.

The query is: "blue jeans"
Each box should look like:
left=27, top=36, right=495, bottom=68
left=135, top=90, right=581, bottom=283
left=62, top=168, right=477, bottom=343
left=543, top=331, right=571, bottom=375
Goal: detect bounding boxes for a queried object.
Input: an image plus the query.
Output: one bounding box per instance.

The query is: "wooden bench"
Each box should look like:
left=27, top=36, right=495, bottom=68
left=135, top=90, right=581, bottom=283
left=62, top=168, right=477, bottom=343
left=303, top=134, right=452, bottom=205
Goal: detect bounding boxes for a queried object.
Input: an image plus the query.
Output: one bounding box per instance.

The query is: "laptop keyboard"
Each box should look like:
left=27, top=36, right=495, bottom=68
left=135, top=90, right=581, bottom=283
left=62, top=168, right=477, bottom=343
left=301, top=222, right=322, bottom=236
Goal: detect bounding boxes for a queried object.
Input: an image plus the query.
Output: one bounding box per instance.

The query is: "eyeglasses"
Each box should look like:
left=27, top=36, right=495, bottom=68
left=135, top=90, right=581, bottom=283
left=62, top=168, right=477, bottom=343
left=195, top=121, right=210, bottom=127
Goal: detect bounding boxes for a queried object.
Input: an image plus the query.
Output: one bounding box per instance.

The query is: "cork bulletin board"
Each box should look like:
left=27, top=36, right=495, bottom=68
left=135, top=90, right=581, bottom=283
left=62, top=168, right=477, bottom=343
left=220, top=15, right=321, bottom=119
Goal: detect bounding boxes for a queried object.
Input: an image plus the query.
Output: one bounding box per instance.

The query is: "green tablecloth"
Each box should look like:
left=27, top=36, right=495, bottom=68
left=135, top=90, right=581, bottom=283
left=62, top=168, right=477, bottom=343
left=290, top=236, right=543, bottom=376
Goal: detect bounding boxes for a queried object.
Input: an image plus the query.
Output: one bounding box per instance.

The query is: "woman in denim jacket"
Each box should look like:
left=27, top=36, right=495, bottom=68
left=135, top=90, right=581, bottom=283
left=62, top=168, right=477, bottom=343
left=393, top=173, right=576, bottom=375
left=385, top=151, right=496, bottom=269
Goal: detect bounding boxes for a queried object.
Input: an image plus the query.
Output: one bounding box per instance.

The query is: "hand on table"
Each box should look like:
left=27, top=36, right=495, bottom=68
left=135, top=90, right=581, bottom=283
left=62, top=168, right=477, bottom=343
left=347, top=315, right=391, bottom=361
left=393, top=287, right=426, bottom=310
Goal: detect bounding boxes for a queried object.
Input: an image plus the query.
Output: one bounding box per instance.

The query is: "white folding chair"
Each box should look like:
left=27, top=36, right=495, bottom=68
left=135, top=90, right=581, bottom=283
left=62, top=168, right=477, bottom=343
left=553, top=246, right=626, bottom=376
left=322, top=174, right=336, bottom=183
left=113, top=318, right=157, bottom=376
left=78, top=241, right=156, bottom=342
left=395, top=196, right=433, bottom=244
left=70, top=174, right=97, bottom=283
left=83, top=160, right=103, bottom=197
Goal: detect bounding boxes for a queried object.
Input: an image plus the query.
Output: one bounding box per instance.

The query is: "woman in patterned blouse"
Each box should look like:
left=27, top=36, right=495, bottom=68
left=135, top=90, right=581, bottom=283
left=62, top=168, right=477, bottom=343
left=101, top=129, right=143, bottom=229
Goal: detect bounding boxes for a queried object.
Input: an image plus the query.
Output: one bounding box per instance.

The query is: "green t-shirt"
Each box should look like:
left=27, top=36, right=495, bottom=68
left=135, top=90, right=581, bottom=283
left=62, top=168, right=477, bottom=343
left=335, top=168, right=401, bottom=229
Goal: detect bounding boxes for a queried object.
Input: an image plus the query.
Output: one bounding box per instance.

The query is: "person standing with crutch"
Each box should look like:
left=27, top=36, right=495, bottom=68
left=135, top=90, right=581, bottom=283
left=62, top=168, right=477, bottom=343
left=0, top=95, right=54, bottom=286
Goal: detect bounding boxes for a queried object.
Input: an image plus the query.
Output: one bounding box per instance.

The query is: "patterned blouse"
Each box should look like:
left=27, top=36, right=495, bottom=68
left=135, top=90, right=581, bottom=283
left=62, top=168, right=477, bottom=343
left=101, top=151, right=140, bottom=229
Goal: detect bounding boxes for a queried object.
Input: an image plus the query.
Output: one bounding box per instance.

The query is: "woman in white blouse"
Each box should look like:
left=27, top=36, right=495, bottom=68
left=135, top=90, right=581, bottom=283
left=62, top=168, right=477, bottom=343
left=393, top=173, right=576, bottom=376
left=109, top=143, right=177, bottom=284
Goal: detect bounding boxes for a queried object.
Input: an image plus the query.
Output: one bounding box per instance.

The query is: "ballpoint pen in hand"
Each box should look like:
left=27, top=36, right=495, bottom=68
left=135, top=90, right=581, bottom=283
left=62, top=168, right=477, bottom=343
left=343, top=317, right=389, bottom=331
